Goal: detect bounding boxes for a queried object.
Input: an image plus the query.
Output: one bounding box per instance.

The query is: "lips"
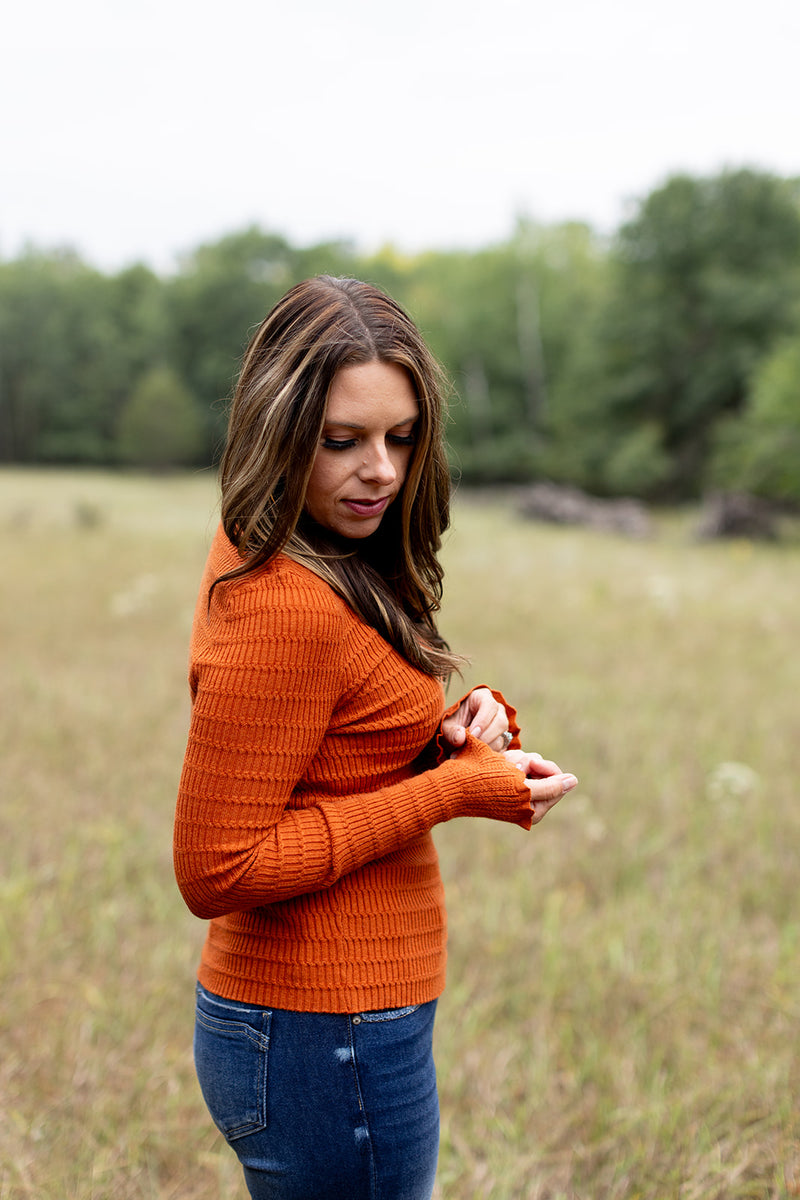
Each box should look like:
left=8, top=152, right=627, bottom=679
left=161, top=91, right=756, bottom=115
left=342, top=496, right=391, bottom=517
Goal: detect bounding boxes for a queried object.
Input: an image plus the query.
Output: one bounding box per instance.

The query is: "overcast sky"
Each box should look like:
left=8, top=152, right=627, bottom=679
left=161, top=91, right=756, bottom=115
left=3, top=0, right=799, bottom=271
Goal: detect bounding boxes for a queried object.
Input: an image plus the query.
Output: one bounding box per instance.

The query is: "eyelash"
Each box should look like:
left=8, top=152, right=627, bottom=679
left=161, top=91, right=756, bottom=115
left=322, top=434, right=416, bottom=451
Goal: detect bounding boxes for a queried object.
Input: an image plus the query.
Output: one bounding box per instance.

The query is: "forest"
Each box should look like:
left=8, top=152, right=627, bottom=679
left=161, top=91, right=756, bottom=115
left=2, top=166, right=799, bottom=502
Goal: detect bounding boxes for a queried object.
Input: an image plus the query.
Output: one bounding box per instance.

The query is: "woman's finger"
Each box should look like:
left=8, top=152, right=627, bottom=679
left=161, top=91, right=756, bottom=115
left=467, top=689, right=504, bottom=737
left=526, top=754, right=562, bottom=777
left=528, top=772, right=577, bottom=824
left=525, top=771, right=577, bottom=808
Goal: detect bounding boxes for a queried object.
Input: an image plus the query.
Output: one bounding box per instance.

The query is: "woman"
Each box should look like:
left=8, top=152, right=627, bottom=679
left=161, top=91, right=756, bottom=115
left=174, top=276, right=577, bottom=1200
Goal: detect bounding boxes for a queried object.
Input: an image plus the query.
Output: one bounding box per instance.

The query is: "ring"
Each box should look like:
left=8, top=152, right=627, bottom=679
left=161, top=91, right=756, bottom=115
left=501, top=730, right=513, bottom=749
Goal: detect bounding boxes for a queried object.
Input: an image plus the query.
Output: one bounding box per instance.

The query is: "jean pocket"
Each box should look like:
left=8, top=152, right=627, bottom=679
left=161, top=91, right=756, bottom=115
left=357, top=1003, right=422, bottom=1023
left=194, top=987, right=271, bottom=1141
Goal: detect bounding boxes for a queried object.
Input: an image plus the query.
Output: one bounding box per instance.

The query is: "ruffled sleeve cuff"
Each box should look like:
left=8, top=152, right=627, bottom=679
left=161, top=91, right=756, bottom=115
left=433, top=684, right=522, bottom=765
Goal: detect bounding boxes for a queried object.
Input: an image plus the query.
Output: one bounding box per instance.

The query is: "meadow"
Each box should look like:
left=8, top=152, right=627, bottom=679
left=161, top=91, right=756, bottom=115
left=1, top=468, right=798, bottom=1199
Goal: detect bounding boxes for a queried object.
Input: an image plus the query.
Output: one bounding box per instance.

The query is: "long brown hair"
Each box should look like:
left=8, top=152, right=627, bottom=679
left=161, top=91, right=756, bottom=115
left=215, top=275, right=462, bottom=677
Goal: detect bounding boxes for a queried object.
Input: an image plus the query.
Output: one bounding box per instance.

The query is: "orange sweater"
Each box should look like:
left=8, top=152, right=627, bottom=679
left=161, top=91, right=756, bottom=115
left=174, top=526, right=533, bottom=1013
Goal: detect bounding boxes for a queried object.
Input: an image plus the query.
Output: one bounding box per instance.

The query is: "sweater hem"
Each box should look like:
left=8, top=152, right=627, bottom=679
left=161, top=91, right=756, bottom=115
left=196, top=963, right=447, bottom=1014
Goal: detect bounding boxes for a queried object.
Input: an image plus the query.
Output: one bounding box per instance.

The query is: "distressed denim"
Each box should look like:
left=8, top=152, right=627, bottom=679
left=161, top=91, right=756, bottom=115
left=194, top=984, right=439, bottom=1200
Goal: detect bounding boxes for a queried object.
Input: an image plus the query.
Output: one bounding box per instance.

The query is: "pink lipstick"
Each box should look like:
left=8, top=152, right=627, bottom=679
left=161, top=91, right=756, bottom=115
left=343, top=497, right=390, bottom=517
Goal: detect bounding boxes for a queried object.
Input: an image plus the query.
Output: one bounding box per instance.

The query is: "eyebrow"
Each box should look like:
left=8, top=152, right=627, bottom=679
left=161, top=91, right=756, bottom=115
left=324, top=414, right=419, bottom=431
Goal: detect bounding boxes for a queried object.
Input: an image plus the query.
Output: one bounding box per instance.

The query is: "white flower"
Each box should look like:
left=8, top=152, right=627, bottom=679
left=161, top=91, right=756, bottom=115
left=706, top=761, right=761, bottom=804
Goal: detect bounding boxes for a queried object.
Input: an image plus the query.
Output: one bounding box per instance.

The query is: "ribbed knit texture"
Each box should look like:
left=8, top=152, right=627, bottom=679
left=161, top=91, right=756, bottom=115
left=174, top=525, right=533, bottom=1013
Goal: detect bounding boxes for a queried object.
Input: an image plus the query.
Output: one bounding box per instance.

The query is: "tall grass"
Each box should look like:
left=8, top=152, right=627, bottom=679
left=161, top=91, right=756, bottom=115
left=1, top=469, right=797, bottom=1199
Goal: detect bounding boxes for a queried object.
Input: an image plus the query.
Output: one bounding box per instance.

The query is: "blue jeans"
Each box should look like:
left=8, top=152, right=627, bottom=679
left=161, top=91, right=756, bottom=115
left=194, top=984, right=440, bottom=1200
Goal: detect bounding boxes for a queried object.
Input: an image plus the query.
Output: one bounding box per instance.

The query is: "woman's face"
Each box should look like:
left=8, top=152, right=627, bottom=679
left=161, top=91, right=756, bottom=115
left=304, top=360, right=419, bottom=540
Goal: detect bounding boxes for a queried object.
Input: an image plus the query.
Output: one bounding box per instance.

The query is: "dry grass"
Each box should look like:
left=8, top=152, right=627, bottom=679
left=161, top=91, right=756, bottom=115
left=0, top=468, right=798, bottom=1199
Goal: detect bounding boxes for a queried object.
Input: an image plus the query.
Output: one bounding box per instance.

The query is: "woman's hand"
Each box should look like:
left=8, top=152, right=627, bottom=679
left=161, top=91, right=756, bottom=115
left=505, top=749, right=578, bottom=824
left=441, top=687, right=512, bottom=754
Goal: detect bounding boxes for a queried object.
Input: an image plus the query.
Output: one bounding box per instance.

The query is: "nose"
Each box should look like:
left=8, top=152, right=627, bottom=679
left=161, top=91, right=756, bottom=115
left=358, top=440, right=397, bottom=486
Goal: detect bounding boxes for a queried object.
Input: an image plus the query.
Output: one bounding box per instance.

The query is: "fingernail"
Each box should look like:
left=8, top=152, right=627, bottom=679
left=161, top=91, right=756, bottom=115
left=470, top=725, right=481, bottom=738
left=561, top=775, right=578, bottom=793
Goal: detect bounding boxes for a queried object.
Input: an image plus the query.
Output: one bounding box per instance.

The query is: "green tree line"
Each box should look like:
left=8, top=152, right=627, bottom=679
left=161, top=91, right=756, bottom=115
left=2, top=167, right=799, bottom=501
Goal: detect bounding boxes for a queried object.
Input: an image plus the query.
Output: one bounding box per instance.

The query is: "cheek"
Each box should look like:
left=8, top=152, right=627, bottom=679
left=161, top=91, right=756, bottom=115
left=394, top=446, right=414, bottom=485
left=305, top=456, right=342, bottom=513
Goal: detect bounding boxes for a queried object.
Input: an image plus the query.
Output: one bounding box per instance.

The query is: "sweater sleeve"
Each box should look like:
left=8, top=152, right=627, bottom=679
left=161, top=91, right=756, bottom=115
left=173, top=570, right=533, bottom=920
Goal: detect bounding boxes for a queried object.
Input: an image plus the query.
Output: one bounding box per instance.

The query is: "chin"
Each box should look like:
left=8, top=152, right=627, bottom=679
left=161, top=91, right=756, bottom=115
left=337, top=520, right=383, bottom=541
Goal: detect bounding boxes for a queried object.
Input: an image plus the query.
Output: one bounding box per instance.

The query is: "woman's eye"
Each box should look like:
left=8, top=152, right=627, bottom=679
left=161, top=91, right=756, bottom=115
left=321, top=430, right=416, bottom=451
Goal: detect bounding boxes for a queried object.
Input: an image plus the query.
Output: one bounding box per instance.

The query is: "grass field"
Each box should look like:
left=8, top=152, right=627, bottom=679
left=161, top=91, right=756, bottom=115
left=1, top=468, right=798, bottom=1199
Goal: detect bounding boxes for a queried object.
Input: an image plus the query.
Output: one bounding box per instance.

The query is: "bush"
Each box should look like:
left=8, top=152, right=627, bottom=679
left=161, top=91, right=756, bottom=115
left=116, top=366, right=205, bottom=468
left=710, top=335, right=800, bottom=504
